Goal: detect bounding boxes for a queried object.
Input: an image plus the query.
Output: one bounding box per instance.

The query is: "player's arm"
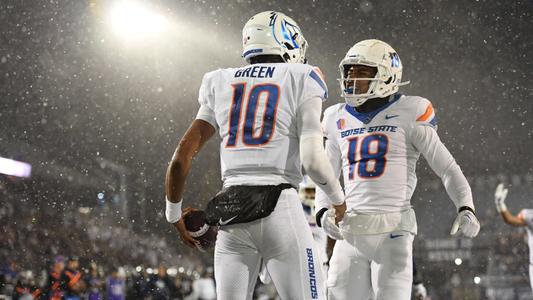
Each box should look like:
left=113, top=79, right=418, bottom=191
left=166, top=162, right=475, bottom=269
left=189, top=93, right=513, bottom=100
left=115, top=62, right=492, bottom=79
left=494, top=184, right=527, bottom=226
left=165, top=114, right=216, bottom=247
left=314, top=119, right=346, bottom=240
left=500, top=210, right=527, bottom=227
left=315, top=131, right=343, bottom=214
left=297, top=97, right=346, bottom=223
left=409, top=122, right=479, bottom=237
left=166, top=72, right=217, bottom=248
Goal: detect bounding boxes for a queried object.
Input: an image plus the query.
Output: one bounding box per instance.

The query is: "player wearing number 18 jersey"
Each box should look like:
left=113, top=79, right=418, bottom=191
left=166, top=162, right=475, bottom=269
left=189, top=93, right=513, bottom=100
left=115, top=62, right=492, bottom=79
left=165, top=11, right=346, bottom=300
left=315, top=39, right=480, bottom=299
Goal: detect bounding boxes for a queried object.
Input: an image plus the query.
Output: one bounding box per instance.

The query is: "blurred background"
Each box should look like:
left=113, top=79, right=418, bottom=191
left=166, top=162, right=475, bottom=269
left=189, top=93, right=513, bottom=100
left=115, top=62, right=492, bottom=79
left=0, top=0, right=531, bottom=299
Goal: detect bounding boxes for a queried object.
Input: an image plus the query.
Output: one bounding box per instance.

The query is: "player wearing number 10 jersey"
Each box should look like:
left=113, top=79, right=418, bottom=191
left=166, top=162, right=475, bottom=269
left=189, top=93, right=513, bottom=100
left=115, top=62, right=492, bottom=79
left=315, top=39, right=480, bottom=299
left=165, top=11, right=346, bottom=300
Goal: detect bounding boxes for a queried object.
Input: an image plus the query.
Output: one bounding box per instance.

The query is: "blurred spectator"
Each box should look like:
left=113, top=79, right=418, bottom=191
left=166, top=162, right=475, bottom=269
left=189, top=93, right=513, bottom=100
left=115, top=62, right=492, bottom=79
left=147, top=266, right=174, bottom=300
left=191, top=267, right=216, bottom=300
left=176, top=273, right=193, bottom=299
left=106, top=269, right=125, bottom=300
left=42, top=256, right=66, bottom=300
left=12, top=270, right=41, bottom=300
left=62, top=257, right=85, bottom=300
left=126, top=268, right=149, bottom=299
left=0, top=260, right=18, bottom=297
left=84, top=263, right=103, bottom=300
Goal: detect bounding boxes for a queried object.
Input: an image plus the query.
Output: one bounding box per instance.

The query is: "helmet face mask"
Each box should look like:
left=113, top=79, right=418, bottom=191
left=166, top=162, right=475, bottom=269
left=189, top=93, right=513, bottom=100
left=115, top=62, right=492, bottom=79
left=242, top=11, right=308, bottom=64
left=340, top=63, right=379, bottom=105
left=338, top=39, right=409, bottom=107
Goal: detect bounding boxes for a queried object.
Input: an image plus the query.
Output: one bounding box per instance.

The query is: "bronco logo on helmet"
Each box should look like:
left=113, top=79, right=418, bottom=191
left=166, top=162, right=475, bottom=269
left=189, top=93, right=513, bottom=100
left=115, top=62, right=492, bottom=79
left=242, top=11, right=308, bottom=64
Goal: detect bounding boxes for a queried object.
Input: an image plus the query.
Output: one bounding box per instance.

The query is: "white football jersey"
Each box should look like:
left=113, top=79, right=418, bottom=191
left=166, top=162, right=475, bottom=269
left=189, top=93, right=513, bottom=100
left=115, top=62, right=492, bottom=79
left=318, top=94, right=438, bottom=213
left=196, top=63, right=328, bottom=187
left=519, top=209, right=533, bottom=264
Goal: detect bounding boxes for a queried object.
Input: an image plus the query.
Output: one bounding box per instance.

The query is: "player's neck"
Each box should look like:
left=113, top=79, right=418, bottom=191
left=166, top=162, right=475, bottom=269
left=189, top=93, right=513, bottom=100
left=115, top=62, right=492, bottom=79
left=355, top=96, right=390, bottom=113
left=249, top=55, right=285, bottom=64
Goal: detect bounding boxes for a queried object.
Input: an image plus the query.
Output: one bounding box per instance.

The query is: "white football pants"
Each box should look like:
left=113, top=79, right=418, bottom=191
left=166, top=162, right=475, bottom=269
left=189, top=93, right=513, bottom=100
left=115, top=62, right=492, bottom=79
left=327, top=231, right=414, bottom=300
left=214, top=188, right=326, bottom=300
left=530, top=263, right=533, bottom=291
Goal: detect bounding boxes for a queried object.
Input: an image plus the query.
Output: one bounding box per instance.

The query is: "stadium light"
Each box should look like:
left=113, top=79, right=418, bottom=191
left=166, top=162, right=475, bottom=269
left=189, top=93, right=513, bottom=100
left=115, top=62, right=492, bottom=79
left=167, top=267, right=178, bottom=276
left=454, top=258, right=463, bottom=266
left=78, top=207, right=91, bottom=214
left=0, top=156, right=31, bottom=178
left=109, top=1, right=168, bottom=39
left=474, top=276, right=481, bottom=284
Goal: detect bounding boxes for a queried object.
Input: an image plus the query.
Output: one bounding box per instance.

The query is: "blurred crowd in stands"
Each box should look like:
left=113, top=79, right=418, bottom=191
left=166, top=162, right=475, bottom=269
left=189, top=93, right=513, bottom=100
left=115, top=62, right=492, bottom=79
left=2, top=178, right=532, bottom=299
left=0, top=182, right=278, bottom=300
left=0, top=256, right=219, bottom=300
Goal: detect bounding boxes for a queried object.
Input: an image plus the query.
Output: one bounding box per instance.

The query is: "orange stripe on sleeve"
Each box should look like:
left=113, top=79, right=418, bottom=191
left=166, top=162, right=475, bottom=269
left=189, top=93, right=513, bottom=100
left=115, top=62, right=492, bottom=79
left=313, top=67, right=325, bottom=81
left=416, top=103, right=434, bottom=122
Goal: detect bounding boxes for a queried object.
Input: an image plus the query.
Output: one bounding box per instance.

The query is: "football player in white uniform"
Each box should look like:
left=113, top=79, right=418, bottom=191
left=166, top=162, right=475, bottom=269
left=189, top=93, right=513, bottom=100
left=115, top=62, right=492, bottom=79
left=164, top=11, right=346, bottom=300
left=494, top=183, right=533, bottom=291
left=315, top=39, right=480, bottom=300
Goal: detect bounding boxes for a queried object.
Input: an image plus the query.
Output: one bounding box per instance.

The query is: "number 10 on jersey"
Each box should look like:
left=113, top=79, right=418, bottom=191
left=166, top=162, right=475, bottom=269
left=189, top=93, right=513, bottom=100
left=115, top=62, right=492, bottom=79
left=226, top=83, right=280, bottom=147
left=347, top=134, right=389, bottom=179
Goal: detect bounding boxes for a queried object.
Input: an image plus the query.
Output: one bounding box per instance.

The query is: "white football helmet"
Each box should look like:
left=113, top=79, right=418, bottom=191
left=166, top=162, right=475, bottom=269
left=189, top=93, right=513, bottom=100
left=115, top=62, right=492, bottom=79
left=299, top=175, right=316, bottom=209
left=242, top=11, right=308, bottom=64
left=338, top=39, right=409, bottom=107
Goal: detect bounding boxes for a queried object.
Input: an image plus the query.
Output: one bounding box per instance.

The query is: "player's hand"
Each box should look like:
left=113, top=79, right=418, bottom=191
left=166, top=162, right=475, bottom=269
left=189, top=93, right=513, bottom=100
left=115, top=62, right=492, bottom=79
left=174, top=219, right=200, bottom=248
left=450, top=209, right=480, bottom=238
left=320, top=209, right=344, bottom=240
left=332, top=201, right=346, bottom=224
left=494, top=183, right=509, bottom=212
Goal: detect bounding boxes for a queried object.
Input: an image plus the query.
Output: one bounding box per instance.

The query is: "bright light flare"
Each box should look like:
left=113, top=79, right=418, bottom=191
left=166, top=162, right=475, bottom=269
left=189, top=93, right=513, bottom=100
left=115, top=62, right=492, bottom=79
left=167, top=267, right=178, bottom=276
left=474, top=276, right=481, bottom=284
left=454, top=258, right=463, bottom=266
left=109, top=1, right=168, bottom=38
left=0, top=156, right=32, bottom=178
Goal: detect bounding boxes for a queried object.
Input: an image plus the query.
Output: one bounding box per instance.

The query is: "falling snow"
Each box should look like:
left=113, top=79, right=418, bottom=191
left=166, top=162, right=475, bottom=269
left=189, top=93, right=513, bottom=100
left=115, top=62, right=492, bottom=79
left=1, top=0, right=532, bottom=299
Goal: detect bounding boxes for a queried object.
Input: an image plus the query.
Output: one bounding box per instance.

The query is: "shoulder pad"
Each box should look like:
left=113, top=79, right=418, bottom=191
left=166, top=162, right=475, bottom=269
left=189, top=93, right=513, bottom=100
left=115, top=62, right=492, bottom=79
left=402, top=95, right=437, bottom=128
left=323, top=103, right=345, bottom=124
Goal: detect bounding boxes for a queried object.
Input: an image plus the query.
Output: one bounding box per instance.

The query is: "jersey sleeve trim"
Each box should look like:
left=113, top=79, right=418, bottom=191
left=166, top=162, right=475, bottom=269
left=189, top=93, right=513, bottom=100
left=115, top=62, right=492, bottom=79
left=195, top=104, right=218, bottom=129
left=416, top=102, right=434, bottom=122
left=313, top=67, right=325, bottom=81
left=309, top=69, right=328, bottom=99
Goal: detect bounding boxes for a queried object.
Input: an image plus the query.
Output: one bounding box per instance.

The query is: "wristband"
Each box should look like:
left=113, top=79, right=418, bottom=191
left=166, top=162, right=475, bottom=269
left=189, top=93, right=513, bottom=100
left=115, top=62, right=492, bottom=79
left=165, top=197, right=183, bottom=223
left=315, top=208, right=328, bottom=228
left=458, top=206, right=475, bottom=215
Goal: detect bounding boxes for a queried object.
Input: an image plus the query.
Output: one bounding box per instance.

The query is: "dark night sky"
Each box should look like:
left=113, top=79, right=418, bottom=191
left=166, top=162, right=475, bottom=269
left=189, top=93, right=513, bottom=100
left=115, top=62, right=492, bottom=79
left=1, top=0, right=532, bottom=218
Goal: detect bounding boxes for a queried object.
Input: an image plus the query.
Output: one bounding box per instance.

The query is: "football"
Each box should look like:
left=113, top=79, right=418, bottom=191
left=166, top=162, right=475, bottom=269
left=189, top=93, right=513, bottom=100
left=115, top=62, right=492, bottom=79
left=182, top=208, right=218, bottom=250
